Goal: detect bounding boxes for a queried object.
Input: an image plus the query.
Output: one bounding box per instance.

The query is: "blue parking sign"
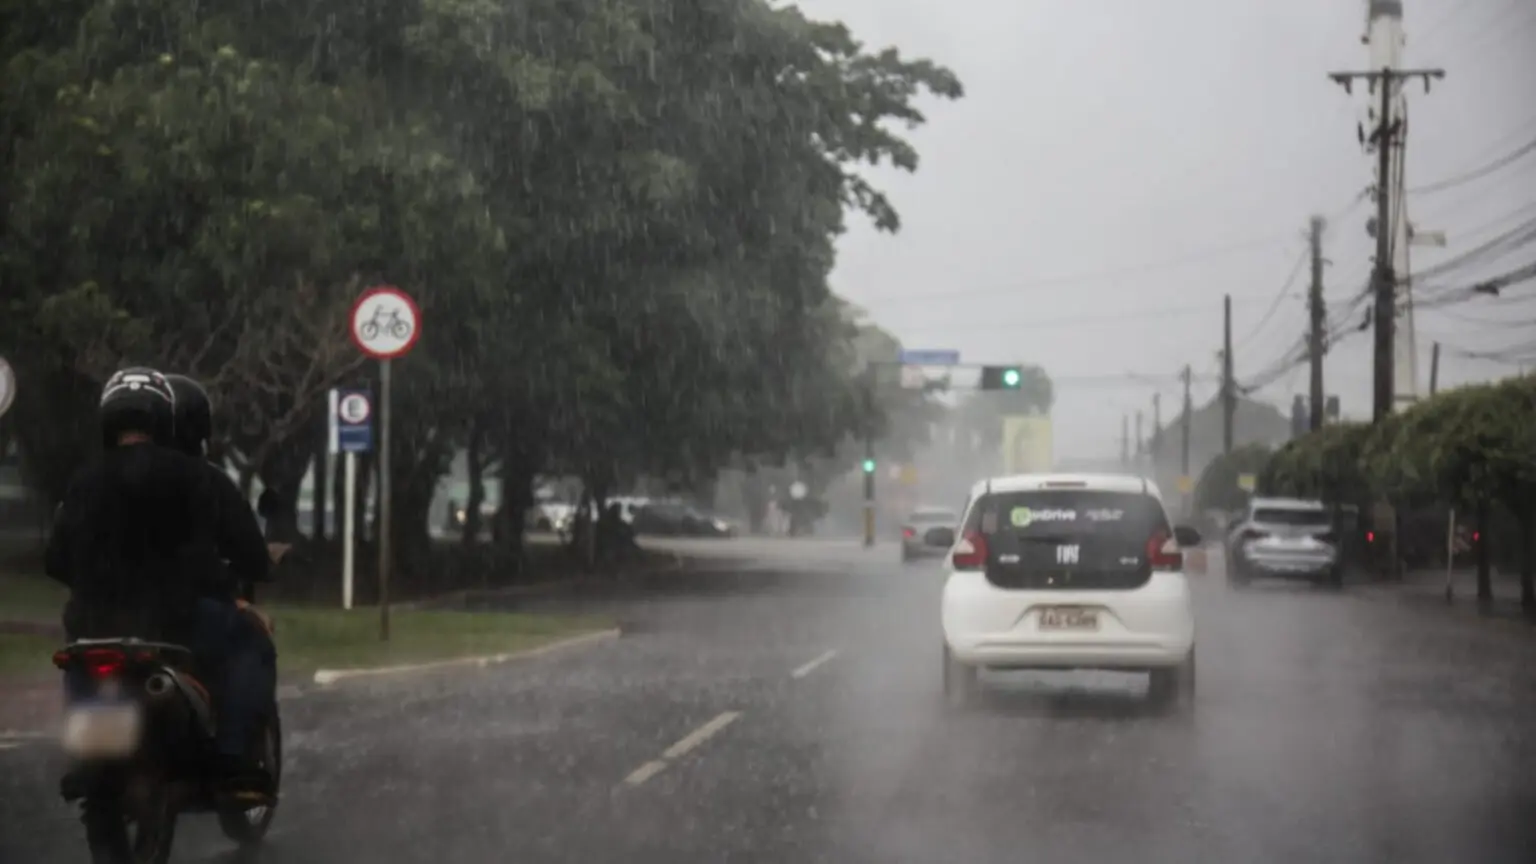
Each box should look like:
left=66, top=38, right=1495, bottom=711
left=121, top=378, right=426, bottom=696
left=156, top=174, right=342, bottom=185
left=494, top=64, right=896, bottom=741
left=331, top=388, right=374, bottom=453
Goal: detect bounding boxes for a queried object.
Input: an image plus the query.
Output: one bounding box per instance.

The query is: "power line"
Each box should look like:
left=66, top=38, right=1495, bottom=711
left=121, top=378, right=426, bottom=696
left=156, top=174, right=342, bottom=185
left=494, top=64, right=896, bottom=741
left=1408, top=134, right=1536, bottom=195
left=1235, top=246, right=1308, bottom=348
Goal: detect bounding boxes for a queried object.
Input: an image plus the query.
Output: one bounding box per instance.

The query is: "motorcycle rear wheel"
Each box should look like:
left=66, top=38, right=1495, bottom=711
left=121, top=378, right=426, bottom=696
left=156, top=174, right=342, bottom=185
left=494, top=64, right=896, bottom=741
left=83, top=777, right=178, bottom=864
left=217, top=711, right=282, bottom=846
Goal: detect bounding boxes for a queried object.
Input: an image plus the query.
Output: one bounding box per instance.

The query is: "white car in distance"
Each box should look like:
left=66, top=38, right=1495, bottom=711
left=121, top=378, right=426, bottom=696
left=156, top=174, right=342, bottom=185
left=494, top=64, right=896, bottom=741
left=940, top=473, right=1202, bottom=710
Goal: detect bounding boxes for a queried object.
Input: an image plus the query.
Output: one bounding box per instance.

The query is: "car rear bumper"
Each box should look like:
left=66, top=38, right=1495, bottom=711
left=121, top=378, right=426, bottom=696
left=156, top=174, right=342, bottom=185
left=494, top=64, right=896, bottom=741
left=1237, top=550, right=1338, bottom=578
left=941, top=570, right=1194, bottom=670
left=902, top=542, right=949, bottom=559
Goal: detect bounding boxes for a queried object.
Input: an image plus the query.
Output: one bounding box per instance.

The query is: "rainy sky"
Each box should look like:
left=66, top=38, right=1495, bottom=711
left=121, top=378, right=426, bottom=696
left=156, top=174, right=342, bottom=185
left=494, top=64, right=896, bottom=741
left=802, top=0, right=1536, bottom=460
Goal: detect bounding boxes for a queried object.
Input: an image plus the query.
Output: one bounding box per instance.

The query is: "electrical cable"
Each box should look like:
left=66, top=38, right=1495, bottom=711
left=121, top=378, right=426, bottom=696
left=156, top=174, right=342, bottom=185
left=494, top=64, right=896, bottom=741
left=1408, top=135, right=1536, bottom=195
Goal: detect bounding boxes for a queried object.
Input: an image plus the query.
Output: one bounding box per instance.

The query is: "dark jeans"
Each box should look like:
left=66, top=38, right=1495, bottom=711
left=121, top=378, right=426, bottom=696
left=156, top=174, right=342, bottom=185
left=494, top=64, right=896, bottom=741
left=191, top=598, right=276, bottom=758
left=63, top=599, right=276, bottom=759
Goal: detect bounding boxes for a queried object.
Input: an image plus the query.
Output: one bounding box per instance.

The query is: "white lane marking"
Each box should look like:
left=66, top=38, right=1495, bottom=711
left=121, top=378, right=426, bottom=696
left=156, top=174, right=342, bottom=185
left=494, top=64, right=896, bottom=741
left=661, top=711, right=741, bottom=761
left=790, top=649, right=838, bottom=679
left=622, top=711, right=743, bottom=787
left=622, top=760, right=669, bottom=787
left=0, top=743, right=20, bottom=752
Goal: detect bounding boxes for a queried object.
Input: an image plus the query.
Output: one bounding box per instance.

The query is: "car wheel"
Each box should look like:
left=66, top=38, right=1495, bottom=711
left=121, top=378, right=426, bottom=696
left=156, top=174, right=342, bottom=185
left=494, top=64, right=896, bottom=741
left=942, top=645, right=980, bottom=710
left=1148, top=649, right=1196, bottom=712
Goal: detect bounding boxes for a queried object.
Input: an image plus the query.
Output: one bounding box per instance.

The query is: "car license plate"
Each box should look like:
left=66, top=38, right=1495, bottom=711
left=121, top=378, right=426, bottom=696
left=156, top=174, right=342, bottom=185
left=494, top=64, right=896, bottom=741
left=1038, top=606, right=1099, bottom=631
left=60, top=702, right=143, bottom=759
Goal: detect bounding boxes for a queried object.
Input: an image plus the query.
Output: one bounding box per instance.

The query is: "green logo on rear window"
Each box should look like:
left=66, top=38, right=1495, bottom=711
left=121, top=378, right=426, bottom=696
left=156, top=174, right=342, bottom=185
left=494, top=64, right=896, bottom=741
left=1010, top=507, right=1033, bottom=527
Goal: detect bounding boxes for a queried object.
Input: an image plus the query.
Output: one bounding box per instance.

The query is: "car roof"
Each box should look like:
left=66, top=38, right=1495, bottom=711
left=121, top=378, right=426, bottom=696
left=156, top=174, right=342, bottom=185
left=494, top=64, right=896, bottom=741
left=1250, top=497, right=1325, bottom=510
left=968, top=472, right=1163, bottom=500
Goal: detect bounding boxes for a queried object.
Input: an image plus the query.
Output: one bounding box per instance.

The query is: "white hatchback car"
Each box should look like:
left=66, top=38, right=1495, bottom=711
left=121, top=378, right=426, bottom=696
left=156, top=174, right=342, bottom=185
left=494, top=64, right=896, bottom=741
left=940, top=473, right=1201, bottom=709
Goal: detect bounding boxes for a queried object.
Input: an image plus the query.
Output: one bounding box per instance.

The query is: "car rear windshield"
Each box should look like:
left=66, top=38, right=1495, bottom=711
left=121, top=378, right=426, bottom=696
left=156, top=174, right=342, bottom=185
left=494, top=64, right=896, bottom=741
left=963, top=489, right=1168, bottom=539
left=1253, top=508, right=1329, bottom=527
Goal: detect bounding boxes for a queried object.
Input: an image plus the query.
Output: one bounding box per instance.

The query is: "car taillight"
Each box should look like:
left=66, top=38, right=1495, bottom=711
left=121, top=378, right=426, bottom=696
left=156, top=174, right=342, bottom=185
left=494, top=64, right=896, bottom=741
left=952, top=530, right=987, bottom=570
left=902, top=527, right=915, bottom=539
left=1147, top=529, right=1182, bottom=571
left=1366, top=531, right=1375, bottom=543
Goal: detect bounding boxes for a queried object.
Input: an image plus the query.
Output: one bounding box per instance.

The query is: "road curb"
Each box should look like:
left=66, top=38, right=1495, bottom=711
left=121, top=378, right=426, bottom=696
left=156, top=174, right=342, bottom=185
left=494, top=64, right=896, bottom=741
left=396, top=555, right=687, bottom=612
left=310, top=627, right=622, bottom=687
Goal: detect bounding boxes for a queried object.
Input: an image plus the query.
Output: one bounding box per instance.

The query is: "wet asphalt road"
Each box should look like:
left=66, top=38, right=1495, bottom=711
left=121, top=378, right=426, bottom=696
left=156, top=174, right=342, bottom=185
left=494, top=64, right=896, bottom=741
left=3, top=543, right=1535, bottom=864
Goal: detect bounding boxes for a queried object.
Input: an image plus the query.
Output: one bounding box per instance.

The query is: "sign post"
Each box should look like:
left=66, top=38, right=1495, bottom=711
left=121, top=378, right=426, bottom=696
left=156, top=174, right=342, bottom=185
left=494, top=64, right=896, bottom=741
left=0, top=357, right=15, bottom=420
left=328, top=388, right=374, bottom=610
left=350, top=286, right=421, bottom=640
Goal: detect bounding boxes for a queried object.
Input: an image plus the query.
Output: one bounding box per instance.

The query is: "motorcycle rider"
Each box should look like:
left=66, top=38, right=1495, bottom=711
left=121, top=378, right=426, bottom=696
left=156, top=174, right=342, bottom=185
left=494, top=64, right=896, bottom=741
left=46, top=367, right=222, bottom=648
left=46, top=368, right=269, bottom=797
left=162, top=373, right=277, bottom=795
left=45, top=367, right=226, bottom=859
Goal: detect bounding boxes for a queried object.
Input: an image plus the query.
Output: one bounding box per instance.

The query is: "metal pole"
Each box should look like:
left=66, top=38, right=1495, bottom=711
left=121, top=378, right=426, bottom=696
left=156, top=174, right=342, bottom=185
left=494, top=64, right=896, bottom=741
left=378, top=359, right=392, bottom=640
left=1222, top=295, right=1234, bottom=454
left=1444, top=507, right=1456, bottom=603
left=862, top=367, right=874, bottom=548
left=343, top=451, right=356, bottom=611
left=1429, top=342, right=1441, bottom=396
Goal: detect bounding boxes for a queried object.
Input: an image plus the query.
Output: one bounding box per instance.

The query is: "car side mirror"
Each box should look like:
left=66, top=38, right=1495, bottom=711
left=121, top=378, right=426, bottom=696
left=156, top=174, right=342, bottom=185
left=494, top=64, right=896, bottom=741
left=930, top=527, right=956, bottom=547
left=1174, top=525, right=1202, bottom=548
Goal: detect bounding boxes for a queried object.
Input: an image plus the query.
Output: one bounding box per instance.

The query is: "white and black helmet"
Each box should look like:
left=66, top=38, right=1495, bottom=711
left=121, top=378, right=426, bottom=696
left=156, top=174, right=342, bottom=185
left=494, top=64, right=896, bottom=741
left=99, top=367, right=176, bottom=448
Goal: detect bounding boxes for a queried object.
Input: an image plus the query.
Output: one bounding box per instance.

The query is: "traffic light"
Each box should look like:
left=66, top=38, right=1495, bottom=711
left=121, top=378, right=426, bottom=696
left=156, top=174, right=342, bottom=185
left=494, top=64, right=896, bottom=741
left=980, top=365, right=1024, bottom=390
left=862, top=458, right=876, bottom=474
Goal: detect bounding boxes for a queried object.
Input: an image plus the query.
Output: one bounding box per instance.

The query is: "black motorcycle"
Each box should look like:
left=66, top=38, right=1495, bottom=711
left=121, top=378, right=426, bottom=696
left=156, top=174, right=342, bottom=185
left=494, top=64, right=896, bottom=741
left=52, top=586, right=283, bottom=863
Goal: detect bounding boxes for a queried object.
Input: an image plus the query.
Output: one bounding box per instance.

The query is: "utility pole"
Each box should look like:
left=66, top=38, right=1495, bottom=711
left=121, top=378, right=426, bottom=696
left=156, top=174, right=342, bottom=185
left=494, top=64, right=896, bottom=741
left=1120, top=414, right=1129, bottom=466
left=1135, top=410, right=1144, bottom=469
left=862, top=367, right=875, bottom=548
left=1179, top=366, right=1192, bottom=479
left=1328, top=66, right=1444, bottom=422
left=1222, top=294, right=1235, bottom=454
left=1151, top=393, right=1161, bottom=462
left=1307, top=215, right=1327, bottom=431
left=1429, top=341, right=1441, bottom=396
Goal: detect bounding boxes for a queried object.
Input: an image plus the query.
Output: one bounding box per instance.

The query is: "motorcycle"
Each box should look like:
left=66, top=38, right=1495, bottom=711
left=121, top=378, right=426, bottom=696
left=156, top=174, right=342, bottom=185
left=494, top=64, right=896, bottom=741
left=52, top=569, right=284, bottom=863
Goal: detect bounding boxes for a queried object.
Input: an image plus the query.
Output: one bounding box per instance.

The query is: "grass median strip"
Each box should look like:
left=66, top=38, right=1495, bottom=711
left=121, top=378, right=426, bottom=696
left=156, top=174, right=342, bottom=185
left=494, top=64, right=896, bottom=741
left=0, top=575, right=612, bottom=681
left=273, top=607, right=614, bottom=677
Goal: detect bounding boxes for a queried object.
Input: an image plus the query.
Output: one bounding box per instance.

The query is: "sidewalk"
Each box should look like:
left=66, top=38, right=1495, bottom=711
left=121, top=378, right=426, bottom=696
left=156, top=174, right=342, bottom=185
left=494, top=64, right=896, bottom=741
left=1355, top=565, right=1535, bottom=626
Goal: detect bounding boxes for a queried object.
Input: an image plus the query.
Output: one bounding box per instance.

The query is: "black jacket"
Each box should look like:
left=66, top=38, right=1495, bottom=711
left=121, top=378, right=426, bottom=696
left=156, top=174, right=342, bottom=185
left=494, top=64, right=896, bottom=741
left=201, top=461, right=270, bottom=601
left=46, top=443, right=224, bottom=641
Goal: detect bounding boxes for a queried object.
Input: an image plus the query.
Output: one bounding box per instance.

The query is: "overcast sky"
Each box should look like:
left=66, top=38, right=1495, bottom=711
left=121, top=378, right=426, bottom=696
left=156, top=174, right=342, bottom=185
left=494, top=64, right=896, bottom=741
left=799, top=0, right=1536, bottom=461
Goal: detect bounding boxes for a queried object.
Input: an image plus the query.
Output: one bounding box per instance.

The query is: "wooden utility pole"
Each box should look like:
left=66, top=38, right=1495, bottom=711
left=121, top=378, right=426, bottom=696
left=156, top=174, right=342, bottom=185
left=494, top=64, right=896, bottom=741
left=1429, top=342, right=1440, bottom=395
left=1328, top=67, right=1444, bottom=422
left=1222, top=294, right=1235, bottom=454
left=1307, top=215, right=1327, bottom=431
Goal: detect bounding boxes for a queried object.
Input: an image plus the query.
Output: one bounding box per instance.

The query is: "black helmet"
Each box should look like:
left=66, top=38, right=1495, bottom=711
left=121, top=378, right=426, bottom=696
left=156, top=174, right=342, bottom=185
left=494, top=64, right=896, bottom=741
left=164, top=374, right=213, bottom=458
left=99, top=367, right=176, bottom=448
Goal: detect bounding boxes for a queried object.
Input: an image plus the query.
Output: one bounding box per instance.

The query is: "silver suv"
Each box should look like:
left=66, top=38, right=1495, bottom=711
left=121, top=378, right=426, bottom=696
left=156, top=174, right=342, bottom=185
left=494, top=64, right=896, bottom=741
left=1225, top=497, right=1342, bottom=588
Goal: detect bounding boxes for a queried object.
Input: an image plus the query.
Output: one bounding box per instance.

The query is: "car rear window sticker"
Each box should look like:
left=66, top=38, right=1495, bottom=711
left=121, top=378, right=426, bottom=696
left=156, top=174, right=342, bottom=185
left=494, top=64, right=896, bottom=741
left=1010, top=507, right=1075, bottom=528
left=1086, top=508, right=1124, bottom=522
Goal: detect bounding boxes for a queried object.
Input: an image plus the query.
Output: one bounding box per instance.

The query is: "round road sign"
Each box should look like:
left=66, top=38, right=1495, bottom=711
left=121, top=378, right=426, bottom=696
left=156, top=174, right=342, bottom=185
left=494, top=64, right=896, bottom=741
left=350, top=286, right=421, bottom=359
left=0, top=357, right=14, bottom=419
left=338, top=393, right=372, bottom=424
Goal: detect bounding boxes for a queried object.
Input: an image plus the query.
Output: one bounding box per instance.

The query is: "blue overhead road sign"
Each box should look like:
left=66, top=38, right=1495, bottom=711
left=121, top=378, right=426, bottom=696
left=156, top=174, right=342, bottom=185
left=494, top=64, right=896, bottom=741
left=899, top=349, right=960, bottom=366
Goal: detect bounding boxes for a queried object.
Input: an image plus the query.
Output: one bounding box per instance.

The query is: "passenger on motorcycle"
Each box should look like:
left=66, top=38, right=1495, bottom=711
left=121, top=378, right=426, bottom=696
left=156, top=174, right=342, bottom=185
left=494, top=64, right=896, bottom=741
left=163, top=373, right=278, bottom=793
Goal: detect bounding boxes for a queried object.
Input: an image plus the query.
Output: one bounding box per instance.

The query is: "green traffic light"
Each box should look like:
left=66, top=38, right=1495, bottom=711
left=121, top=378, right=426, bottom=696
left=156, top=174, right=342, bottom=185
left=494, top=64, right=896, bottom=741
left=862, top=458, right=876, bottom=473
left=1002, top=368, right=1021, bottom=387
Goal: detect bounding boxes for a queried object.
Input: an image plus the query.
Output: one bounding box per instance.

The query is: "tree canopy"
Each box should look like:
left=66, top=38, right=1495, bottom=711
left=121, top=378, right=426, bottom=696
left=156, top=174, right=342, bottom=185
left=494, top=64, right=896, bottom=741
left=0, top=0, right=972, bottom=573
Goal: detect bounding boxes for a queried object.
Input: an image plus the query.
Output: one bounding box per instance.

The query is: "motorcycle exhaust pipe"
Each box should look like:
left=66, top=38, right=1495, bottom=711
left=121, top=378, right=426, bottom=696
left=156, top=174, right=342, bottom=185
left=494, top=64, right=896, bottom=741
left=144, top=673, right=175, bottom=699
